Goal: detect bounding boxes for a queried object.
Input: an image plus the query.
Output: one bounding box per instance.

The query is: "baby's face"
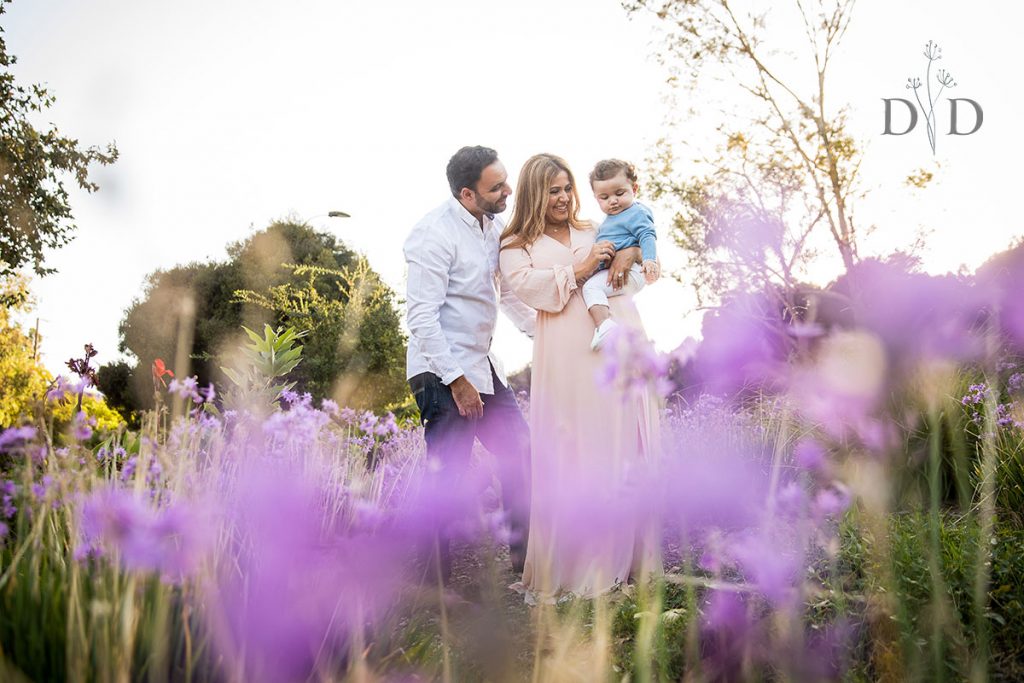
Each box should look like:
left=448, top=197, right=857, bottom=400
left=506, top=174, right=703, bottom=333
left=592, top=172, right=638, bottom=216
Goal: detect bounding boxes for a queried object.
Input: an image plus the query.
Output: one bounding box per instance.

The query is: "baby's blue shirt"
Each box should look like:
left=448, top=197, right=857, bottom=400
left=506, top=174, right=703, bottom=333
left=594, top=201, right=657, bottom=269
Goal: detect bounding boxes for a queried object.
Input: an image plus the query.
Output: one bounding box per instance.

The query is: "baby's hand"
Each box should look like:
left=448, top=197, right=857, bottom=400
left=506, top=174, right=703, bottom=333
left=642, top=259, right=661, bottom=284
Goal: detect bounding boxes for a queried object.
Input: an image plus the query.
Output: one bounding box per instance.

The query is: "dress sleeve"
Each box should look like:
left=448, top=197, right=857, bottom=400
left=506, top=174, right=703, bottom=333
left=498, top=242, right=578, bottom=314
left=498, top=272, right=538, bottom=337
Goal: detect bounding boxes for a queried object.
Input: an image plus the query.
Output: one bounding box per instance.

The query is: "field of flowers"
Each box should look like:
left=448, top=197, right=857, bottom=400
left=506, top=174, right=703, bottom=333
left=3, top=258, right=1024, bottom=682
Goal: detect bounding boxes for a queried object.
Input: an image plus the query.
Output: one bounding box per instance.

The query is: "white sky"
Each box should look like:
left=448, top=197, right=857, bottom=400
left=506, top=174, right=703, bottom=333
left=4, top=0, right=1021, bottom=377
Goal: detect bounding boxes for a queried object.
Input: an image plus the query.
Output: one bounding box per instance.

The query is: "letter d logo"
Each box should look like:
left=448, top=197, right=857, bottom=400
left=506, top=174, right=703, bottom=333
left=882, top=98, right=918, bottom=135
left=949, top=98, right=983, bottom=135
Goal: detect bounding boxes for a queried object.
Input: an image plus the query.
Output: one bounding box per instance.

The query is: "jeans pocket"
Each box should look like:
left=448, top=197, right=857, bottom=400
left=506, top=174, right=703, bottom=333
left=409, top=373, right=440, bottom=422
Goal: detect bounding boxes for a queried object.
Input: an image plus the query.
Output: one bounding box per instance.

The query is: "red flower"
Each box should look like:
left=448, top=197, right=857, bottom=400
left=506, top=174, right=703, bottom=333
left=152, top=359, right=174, bottom=388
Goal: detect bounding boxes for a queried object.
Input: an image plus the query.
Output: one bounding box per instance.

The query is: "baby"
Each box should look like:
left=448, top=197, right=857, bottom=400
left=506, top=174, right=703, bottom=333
left=583, top=159, right=660, bottom=350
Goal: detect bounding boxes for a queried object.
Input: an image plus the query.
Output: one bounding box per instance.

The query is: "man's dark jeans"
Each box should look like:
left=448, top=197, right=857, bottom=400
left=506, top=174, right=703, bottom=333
left=409, top=365, right=530, bottom=583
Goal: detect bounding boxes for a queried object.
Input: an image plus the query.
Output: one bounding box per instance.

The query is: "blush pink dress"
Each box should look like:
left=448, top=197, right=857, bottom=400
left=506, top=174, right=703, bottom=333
left=499, top=225, right=661, bottom=602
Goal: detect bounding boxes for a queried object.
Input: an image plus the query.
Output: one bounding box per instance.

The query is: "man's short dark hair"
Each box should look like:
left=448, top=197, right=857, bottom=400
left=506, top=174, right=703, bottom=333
left=446, top=146, right=499, bottom=198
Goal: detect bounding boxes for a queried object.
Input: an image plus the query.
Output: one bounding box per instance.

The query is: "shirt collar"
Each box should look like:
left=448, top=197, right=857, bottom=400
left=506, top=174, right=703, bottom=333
left=449, top=196, right=493, bottom=231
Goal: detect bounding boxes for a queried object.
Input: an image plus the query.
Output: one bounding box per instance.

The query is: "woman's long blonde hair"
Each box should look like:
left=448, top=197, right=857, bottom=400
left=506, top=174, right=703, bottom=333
left=500, top=153, right=589, bottom=251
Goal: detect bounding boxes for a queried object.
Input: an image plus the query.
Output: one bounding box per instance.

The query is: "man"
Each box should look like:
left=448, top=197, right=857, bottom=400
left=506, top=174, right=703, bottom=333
left=404, top=145, right=536, bottom=583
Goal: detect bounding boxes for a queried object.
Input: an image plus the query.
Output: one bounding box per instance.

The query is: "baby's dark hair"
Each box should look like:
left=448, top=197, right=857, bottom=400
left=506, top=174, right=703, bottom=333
left=589, top=158, right=638, bottom=186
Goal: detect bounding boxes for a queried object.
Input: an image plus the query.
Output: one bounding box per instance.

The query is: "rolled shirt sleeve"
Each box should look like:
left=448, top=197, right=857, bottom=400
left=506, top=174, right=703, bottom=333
left=404, top=227, right=464, bottom=385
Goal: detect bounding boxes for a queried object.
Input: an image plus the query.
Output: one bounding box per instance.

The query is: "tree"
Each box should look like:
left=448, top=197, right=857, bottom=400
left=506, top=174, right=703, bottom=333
left=0, top=1, right=117, bottom=291
left=95, top=360, right=140, bottom=426
left=0, top=274, right=49, bottom=426
left=234, top=260, right=408, bottom=410
left=114, top=220, right=409, bottom=412
left=116, top=259, right=243, bottom=409
left=624, top=0, right=861, bottom=305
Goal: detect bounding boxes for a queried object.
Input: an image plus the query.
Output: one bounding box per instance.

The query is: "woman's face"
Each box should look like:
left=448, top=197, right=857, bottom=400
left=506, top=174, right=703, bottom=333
left=544, top=170, right=573, bottom=225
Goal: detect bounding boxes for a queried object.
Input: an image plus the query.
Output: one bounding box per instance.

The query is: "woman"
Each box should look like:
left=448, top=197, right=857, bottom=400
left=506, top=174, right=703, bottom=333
left=499, top=153, right=661, bottom=603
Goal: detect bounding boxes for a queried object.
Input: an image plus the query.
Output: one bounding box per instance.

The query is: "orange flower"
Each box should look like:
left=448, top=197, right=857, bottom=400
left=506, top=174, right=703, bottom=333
left=152, top=359, right=174, bottom=388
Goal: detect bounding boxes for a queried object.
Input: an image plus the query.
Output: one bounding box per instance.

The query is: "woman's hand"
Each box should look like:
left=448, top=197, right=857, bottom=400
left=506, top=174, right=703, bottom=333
left=574, top=240, right=614, bottom=284
left=607, top=246, right=641, bottom=290
left=589, top=240, right=615, bottom=268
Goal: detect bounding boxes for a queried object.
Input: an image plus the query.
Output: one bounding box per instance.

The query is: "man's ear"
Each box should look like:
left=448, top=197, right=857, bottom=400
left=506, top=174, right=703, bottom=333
left=459, top=187, right=476, bottom=204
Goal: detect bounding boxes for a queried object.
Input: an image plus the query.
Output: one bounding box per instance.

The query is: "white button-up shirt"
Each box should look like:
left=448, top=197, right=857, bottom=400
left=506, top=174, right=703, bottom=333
left=404, top=197, right=537, bottom=394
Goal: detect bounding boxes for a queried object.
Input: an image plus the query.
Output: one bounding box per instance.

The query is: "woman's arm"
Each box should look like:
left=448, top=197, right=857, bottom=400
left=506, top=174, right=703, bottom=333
left=500, top=241, right=614, bottom=313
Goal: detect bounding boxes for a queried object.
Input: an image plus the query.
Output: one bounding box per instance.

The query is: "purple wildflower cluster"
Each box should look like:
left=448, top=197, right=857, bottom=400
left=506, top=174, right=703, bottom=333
left=960, top=381, right=1024, bottom=429
left=596, top=324, right=674, bottom=398
left=331, top=402, right=400, bottom=438
left=0, top=425, right=36, bottom=452
left=76, top=487, right=209, bottom=580
left=0, top=479, right=17, bottom=540
left=167, top=376, right=216, bottom=404
left=46, top=375, right=93, bottom=402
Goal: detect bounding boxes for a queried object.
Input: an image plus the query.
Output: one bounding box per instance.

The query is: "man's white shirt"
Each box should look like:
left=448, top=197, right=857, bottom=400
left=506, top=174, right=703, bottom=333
left=404, top=197, right=537, bottom=394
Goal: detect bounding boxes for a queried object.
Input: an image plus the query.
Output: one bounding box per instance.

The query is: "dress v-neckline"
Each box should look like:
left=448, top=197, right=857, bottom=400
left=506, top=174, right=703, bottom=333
left=542, top=227, right=573, bottom=249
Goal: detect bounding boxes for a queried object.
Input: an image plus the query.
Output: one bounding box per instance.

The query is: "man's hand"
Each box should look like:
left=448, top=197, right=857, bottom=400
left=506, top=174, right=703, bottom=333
left=606, top=246, right=642, bottom=290
left=449, top=375, right=484, bottom=419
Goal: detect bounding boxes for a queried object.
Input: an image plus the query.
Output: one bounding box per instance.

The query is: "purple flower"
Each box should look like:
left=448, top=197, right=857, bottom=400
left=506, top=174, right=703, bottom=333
left=961, top=383, right=989, bottom=407
left=788, top=331, right=888, bottom=444
left=700, top=589, right=754, bottom=680
left=728, top=531, right=801, bottom=605
left=71, top=411, right=94, bottom=441
left=813, top=485, right=852, bottom=520
left=702, top=589, right=750, bottom=637
left=46, top=378, right=68, bottom=401
left=77, top=487, right=209, bottom=579
left=262, top=402, right=330, bottom=448
left=793, top=438, right=827, bottom=472
left=693, top=294, right=785, bottom=395
left=707, top=206, right=784, bottom=260
left=658, top=450, right=766, bottom=533
left=215, top=468, right=408, bottom=682
left=359, top=411, right=379, bottom=433
left=31, top=475, right=54, bottom=502
left=0, top=425, right=37, bottom=452
left=373, top=412, right=399, bottom=437
left=776, top=481, right=808, bottom=518
left=835, top=259, right=984, bottom=366
left=121, top=456, right=138, bottom=482
left=2, top=480, right=18, bottom=519
left=596, top=325, right=672, bottom=398
left=168, top=377, right=202, bottom=403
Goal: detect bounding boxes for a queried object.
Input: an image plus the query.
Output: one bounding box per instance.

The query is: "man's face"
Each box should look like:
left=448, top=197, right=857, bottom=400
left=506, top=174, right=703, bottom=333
left=469, top=161, right=512, bottom=215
